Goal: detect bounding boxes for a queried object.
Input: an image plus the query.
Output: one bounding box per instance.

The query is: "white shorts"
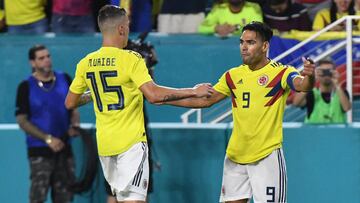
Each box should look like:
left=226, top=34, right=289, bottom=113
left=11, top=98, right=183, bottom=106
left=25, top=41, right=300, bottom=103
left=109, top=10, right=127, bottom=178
left=220, top=148, right=287, bottom=203
left=100, top=142, right=149, bottom=202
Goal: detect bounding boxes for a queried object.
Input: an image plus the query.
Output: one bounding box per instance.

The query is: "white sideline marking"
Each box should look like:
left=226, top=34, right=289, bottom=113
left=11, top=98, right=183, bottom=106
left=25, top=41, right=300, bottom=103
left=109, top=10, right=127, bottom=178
left=0, top=123, right=94, bottom=130
left=0, top=122, right=360, bottom=131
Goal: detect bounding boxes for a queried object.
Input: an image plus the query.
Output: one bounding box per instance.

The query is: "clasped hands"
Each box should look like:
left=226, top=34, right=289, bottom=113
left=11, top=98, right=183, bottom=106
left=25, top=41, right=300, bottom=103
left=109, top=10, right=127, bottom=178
left=215, top=23, right=237, bottom=37
left=193, top=83, right=215, bottom=98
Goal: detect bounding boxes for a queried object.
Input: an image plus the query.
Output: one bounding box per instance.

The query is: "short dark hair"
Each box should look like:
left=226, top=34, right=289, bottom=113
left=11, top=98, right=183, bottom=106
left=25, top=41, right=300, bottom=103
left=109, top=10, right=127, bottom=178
left=317, top=59, right=335, bottom=68
left=242, top=21, right=273, bottom=42
left=98, top=5, right=127, bottom=31
left=267, top=0, right=287, bottom=6
left=28, top=44, right=47, bottom=60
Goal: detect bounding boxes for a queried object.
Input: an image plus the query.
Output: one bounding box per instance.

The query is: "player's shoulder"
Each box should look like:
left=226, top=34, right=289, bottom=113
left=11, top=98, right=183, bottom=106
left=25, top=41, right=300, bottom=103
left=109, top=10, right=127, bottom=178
left=232, top=64, right=247, bottom=71
left=123, top=50, right=143, bottom=60
left=268, top=60, right=283, bottom=68
left=268, top=60, right=295, bottom=69
left=78, top=51, right=97, bottom=64
left=227, top=65, right=244, bottom=75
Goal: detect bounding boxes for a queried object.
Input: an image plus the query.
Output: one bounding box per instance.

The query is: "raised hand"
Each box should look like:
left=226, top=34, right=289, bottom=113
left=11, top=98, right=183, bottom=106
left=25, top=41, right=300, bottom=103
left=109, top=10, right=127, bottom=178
left=331, top=69, right=340, bottom=86
left=193, top=83, right=214, bottom=98
left=302, top=57, right=315, bottom=77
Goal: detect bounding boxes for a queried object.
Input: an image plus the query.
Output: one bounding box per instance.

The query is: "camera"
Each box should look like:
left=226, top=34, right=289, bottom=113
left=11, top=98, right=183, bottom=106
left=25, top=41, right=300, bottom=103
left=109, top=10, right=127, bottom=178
left=321, top=69, right=333, bottom=77
left=125, top=32, right=158, bottom=78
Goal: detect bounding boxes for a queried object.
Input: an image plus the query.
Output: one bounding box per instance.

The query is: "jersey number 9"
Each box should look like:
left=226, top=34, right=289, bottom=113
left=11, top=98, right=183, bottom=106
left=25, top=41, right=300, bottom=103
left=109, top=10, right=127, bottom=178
left=242, top=92, right=250, bottom=108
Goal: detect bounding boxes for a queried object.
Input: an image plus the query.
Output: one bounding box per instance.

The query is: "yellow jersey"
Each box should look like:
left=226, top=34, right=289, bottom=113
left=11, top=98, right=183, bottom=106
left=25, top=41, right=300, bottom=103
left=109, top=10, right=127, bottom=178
left=312, top=8, right=360, bottom=30
left=70, top=47, right=152, bottom=156
left=4, top=0, right=46, bottom=25
left=214, top=60, right=300, bottom=164
left=0, top=10, right=4, bottom=21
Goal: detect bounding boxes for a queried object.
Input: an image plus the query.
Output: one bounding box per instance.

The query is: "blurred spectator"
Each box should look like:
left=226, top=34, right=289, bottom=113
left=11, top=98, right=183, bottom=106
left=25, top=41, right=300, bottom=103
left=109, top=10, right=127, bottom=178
left=110, top=0, right=152, bottom=32
left=158, top=0, right=207, bottom=33
left=130, top=0, right=152, bottom=32
left=4, top=0, right=48, bottom=34
left=246, top=0, right=264, bottom=4
left=293, top=59, right=351, bottom=123
left=355, top=0, right=360, bottom=11
left=262, top=0, right=312, bottom=32
left=51, top=0, right=95, bottom=33
left=296, top=0, right=331, bottom=21
left=313, top=0, right=357, bottom=31
left=198, top=0, right=263, bottom=37
left=0, top=4, right=4, bottom=32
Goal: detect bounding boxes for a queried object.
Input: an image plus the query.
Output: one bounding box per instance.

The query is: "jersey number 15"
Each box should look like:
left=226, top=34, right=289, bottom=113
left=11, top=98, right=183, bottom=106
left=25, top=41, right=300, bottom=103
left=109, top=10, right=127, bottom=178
left=86, top=71, right=124, bottom=112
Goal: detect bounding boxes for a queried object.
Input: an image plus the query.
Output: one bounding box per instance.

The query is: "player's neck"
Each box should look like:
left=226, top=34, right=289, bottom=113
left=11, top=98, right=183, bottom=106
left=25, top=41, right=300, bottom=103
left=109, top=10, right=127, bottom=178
left=102, top=36, right=126, bottom=49
left=248, top=58, right=270, bottom=71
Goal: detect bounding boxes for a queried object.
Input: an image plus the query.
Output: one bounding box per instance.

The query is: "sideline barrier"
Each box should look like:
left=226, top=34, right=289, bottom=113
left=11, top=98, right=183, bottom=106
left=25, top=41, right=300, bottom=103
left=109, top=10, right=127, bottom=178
left=0, top=124, right=359, bottom=203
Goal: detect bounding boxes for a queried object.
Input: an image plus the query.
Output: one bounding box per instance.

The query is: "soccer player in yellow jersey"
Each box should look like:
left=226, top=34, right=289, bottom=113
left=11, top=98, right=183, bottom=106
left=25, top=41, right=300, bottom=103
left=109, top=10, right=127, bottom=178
left=64, top=5, right=213, bottom=203
left=162, top=22, right=315, bottom=203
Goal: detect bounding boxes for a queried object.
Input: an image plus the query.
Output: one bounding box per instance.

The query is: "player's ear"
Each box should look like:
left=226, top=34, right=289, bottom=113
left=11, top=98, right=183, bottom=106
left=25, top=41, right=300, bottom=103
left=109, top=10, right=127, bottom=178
left=262, top=41, right=269, bottom=53
left=117, top=25, right=124, bottom=36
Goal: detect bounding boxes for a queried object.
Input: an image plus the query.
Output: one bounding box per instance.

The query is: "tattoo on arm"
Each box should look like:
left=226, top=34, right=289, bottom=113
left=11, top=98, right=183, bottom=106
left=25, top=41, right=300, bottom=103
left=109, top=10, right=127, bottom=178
left=162, top=94, right=185, bottom=102
left=78, top=91, right=92, bottom=107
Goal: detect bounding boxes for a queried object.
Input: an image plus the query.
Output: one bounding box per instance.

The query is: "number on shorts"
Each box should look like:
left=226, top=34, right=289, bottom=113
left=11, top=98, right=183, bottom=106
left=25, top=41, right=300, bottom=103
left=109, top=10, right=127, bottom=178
left=266, top=186, right=275, bottom=202
left=86, top=71, right=124, bottom=112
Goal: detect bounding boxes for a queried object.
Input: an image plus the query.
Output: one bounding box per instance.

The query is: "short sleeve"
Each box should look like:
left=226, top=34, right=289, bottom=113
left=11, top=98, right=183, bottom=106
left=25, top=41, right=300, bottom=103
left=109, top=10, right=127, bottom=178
left=69, top=61, right=88, bottom=94
left=64, top=73, right=72, bottom=86
left=130, top=58, right=153, bottom=88
left=281, top=66, right=301, bottom=91
left=15, top=81, right=30, bottom=116
left=213, top=72, right=231, bottom=97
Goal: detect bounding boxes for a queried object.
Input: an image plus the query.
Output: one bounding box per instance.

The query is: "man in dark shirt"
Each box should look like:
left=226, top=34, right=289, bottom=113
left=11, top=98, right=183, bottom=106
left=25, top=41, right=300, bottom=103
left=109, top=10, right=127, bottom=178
left=262, top=0, right=312, bottom=32
left=15, top=44, right=79, bottom=203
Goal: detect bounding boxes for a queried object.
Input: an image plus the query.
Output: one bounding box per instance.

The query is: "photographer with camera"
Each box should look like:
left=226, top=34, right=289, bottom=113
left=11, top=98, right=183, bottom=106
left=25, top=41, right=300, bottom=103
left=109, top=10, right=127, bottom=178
left=293, top=59, right=351, bottom=123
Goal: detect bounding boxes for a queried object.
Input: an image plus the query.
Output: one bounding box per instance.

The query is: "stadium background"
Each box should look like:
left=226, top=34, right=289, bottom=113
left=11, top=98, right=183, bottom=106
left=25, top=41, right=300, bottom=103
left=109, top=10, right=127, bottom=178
left=0, top=34, right=359, bottom=202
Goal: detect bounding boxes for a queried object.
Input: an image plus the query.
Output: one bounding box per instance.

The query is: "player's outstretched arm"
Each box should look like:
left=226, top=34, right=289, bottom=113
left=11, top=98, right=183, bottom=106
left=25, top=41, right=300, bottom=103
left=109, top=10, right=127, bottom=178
left=139, top=81, right=214, bottom=104
left=158, top=88, right=227, bottom=108
left=293, top=57, right=316, bottom=92
left=65, top=90, right=92, bottom=109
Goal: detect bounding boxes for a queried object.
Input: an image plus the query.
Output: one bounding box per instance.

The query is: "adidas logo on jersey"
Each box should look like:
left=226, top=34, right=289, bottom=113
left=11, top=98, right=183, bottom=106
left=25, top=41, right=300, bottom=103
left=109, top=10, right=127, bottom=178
left=238, top=79, right=243, bottom=84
